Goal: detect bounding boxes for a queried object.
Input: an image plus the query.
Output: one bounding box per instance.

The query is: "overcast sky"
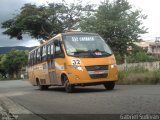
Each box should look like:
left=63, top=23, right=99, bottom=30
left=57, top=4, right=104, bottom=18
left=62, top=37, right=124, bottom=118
left=0, top=0, right=160, bottom=47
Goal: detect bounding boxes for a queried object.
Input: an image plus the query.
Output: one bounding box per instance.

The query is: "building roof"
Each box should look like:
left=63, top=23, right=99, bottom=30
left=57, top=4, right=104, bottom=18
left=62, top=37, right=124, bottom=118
left=134, top=41, right=150, bottom=48
left=149, top=42, right=160, bottom=47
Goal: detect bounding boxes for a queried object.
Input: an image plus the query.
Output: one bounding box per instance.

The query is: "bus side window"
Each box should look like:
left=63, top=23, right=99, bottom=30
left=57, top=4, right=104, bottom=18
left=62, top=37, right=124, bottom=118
left=50, top=43, right=55, bottom=58
left=47, top=44, right=51, bottom=60
left=30, top=53, right=33, bottom=66
left=31, top=53, right=34, bottom=66
left=36, top=48, right=41, bottom=63
left=33, top=50, right=37, bottom=64
left=42, top=45, right=47, bottom=61
left=28, top=54, right=31, bottom=66
left=54, top=40, right=64, bottom=58
left=29, top=53, right=33, bottom=66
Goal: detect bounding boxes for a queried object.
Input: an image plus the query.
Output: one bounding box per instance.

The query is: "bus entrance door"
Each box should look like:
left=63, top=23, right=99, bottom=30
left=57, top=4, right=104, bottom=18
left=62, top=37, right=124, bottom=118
left=48, top=60, right=59, bottom=85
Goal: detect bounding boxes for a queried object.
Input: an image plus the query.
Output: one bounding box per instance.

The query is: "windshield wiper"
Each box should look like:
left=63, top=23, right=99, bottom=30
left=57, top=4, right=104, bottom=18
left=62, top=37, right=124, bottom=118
left=70, top=51, right=94, bottom=57
left=71, top=51, right=88, bottom=54
left=69, top=50, right=112, bottom=57
left=98, top=51, right=112, bottom=55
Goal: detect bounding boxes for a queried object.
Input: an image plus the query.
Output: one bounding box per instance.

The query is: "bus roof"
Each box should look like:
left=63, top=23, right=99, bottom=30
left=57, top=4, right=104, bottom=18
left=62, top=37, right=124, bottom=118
left=29, top=32, right=99, bottom=53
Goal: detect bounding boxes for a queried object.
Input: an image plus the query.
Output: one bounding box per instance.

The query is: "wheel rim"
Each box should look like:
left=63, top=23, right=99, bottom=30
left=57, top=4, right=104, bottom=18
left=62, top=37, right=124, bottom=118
left=65, top=80, right=71, bottom=91
left=64, top=76, right=73, bottom=92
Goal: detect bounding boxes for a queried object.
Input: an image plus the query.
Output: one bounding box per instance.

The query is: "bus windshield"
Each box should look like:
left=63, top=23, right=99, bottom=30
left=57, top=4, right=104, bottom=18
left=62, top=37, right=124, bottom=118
left=63, top=34, right=112, bottom=58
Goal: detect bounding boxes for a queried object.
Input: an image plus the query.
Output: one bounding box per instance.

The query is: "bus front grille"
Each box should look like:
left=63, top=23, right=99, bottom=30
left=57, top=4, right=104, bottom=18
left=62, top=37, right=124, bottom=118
left=85, top=65, right=108, bottom=71
left=85, top=65, right=108, bottom=79
left=90, top=74, right=107, bottom=79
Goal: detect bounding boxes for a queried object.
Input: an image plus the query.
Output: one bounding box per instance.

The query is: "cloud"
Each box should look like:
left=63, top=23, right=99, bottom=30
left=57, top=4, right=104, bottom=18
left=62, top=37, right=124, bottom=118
left=0, top=0, right=27, bottom=23
left=130, top=0, right=160, bottom=40
left=0, top=28, right=39, bottom=47
left=0, top=0, right=41, bottom=47
left=0, top=0, right=100, bottom=47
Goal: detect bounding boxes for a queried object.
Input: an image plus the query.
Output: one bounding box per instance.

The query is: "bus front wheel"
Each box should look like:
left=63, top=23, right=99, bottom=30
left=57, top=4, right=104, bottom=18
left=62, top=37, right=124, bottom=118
left=104, top=81, right=115, bottom=90
left=64, top=76, right=74, bottom=93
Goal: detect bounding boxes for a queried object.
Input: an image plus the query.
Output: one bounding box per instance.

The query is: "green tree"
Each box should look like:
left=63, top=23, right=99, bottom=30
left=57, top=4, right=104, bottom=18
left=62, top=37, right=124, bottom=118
left=0, top=55, right=7, bottom=78
left=1, top=3, right=63, bottom=40
left=80, top=0, right=147, bottom=57
left=126, top=45, right=156, bottom=63
left=1, top=1, right=92, bottom=40
left=1, top=49, right=28, bottom=78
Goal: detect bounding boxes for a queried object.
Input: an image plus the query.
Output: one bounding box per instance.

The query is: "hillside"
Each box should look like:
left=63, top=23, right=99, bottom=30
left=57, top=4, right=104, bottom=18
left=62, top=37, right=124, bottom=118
left=0, top=46, right=36, bottom=54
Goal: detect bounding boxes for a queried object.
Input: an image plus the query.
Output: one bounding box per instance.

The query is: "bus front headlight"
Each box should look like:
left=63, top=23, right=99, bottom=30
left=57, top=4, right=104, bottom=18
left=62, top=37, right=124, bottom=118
left=111, top=64, right=117, bottom=69
left=70, top=65, right=83, bottom=71
left=77, top=66, right=83, bottom=71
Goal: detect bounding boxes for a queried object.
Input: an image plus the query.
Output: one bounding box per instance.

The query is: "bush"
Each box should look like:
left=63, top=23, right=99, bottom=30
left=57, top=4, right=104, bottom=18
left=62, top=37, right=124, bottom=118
left=126, top=52, right=156, bottom=63
left=115, top=54, right=124, bottom=64
left=118, top=66, right=160, bottom=84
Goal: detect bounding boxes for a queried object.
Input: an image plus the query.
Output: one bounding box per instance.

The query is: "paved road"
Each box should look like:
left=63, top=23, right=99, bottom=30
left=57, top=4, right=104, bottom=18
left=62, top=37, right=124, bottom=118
left=0, top=80, right=160, bottom=119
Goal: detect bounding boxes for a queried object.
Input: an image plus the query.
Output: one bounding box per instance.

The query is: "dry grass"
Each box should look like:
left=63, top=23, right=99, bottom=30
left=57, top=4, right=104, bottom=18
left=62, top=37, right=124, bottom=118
left=118, top=66, right=160, bottom=84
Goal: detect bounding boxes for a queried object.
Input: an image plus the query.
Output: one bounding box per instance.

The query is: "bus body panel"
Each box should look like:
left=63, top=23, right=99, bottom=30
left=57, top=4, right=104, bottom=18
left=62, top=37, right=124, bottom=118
left=28, top=61, right=51, bottom=85
left=64, top=55, right=118, bottom=85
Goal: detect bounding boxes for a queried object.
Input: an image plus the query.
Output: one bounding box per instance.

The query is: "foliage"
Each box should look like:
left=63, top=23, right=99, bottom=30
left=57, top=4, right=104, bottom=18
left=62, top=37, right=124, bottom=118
left=80, top=0, right=147, bottom=57
left=126, top=45, right=157, bottom=63
left=1, top=1, right=93, bottom=40
left=0, top=46, right=35, bottom=54
left=115, top=45, right=158, bottom=64
left=126, top=52, right=155, bottom=63
left=115, top=53, right=124, bottom=64
left=0, top=49, right=28, bottom=79
left=0, top=54, right=7, bottom=78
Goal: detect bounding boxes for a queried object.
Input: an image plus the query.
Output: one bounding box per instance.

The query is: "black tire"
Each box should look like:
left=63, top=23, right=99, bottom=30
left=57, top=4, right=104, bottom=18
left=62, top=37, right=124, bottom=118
left=39, top=85, right=49, bottom=90
left=64, top=76, right=74, bottom=93
left=104, top=81, right=115, bottom=90
left=37, top=80, right=48, bottom=90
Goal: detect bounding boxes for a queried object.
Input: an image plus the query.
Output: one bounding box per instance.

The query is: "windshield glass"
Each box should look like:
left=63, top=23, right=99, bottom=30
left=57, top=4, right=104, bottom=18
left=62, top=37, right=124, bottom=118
left=63, top=34, right=112, bottom=58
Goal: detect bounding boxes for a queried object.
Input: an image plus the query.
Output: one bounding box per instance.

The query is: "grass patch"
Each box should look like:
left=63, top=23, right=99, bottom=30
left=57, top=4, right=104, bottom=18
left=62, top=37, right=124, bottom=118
left=118, top=66, right=160, bottom=84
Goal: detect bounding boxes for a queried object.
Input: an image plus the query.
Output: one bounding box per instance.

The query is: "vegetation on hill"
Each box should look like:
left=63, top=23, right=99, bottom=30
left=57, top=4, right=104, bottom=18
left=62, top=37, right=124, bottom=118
left=0, top=46, right=35, bottom=54
left=0, top=49, right=28, bottom=79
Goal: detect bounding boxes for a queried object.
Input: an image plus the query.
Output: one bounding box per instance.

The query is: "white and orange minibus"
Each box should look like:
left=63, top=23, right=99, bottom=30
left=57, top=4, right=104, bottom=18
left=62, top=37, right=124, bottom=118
left=28, top=32, right=118, bottom=92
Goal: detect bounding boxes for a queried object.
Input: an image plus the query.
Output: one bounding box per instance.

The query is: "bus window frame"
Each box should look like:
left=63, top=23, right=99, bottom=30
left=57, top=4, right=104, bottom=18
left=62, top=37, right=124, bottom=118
left=54, top=38, right=65, bottom=58
left=47, top=42, right=55, bottom=60
left=33, top=50, right=37, bottom=65
left=36, top=48, right=41, bottom=64
left=30, top=52, right=34, bottom=66
left=42, top=45, right=47, bottom=62
left=28, top=35, right=65, bottom=66
left=50, top=42, right=55, bottom=58
left=47, top=43, right=51, bottom=60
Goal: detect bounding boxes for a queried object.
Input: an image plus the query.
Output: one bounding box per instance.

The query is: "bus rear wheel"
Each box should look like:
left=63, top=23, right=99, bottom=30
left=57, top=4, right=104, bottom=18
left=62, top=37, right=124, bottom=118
left=104, top=81, right=115, bottom=90
left=37, top=80, right=48, bottom=90
left=64, top=76, right=74, bottom=93
left=39, top=85, right=49, bottom=90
